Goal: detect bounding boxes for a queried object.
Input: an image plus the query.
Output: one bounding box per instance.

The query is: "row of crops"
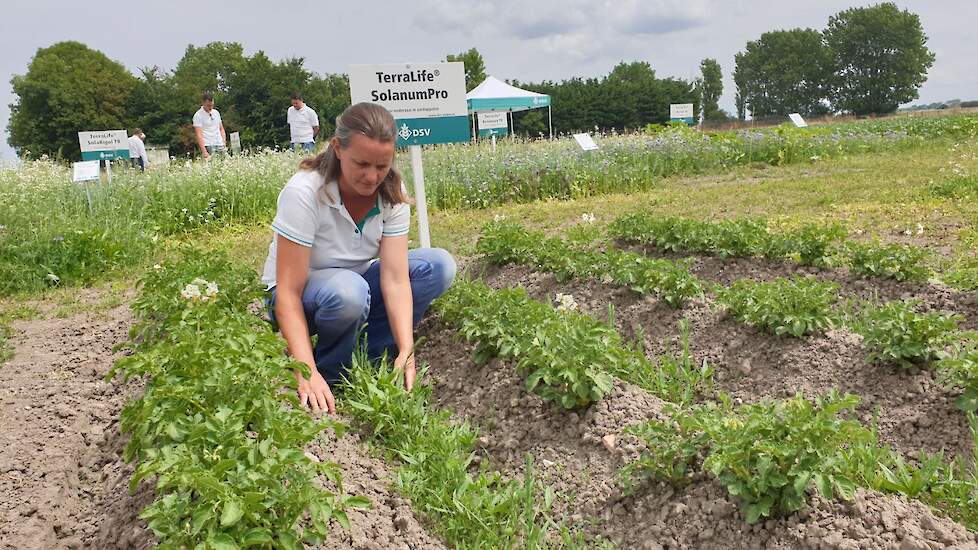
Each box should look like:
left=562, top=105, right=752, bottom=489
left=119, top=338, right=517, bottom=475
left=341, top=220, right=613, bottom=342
left=476, top=219, right=978, bottom=408
left=111, top=217, right=978, bottom=545
left=113, top=250, right=598, bottom=548
left=2, top=112, right=977, bottom=295
left=431, top=222, right=978, bottom=530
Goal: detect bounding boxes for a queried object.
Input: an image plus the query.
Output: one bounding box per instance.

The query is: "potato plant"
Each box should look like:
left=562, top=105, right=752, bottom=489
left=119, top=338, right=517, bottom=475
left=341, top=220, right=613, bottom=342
left=624, top=392, right=869, bottom=523
left=109, top=252, right=368, bottom=548
left=781, top=223, right=848, bottom=266
left=845, top=240, right=931, bottom=282
left=436, top=280, right=714, bottom=410
left=609, top=213, right=846, bottom=266
left=850, top=299, right=962, bottom=367
left=715, top=276, right=839, bottom=337
left=938, top=339, right=978, bottom=412
left=477, top=221, right=704, bottom=307
left=436, top=280, right=617, bottom=408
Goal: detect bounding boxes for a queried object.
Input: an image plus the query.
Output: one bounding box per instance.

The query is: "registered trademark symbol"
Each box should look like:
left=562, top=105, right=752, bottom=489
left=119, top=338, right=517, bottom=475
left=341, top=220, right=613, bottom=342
left=433, top=70, right=440, bottom=76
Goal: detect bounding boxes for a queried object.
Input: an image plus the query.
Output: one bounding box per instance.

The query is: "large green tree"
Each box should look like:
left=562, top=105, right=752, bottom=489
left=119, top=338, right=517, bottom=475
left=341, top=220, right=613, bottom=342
left=126, top=66, right=189, bottom=154
left=603, top=61, right=663, bottom=129
left=226, top=53, right=310, bottom=148
left=172, top=42, right=247, bottom=101
left=134, top=43, right=346, bottom=154
left=824, top=3, right=935, bottom=115
left=303, top=73, right=351, bottom=138
left=170, top=42, right=248, bottom=150
left=512, top=62, right=697, bottom=136
left=445, top=48, right=487, bottom=91
left=8, top=41, right=138, bottom=159
left=698, top=58, right=724, bottom=122
left=734, top=29, right=833, bottom=118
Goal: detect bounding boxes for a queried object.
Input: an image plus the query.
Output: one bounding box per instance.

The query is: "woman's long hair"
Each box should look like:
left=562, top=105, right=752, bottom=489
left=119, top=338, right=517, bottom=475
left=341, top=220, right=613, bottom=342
left=299, top=102, right=409, bottom=205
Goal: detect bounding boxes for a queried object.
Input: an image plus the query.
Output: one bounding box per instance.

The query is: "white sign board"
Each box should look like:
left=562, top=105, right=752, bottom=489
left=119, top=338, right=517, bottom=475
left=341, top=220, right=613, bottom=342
left=78, top=130, right=128, bottom=153
left=229, top=131, right=241, bottom=154
left=572, top=133, right=599, bottom=151
left=670, top=103, right=694, bottom=120
left=788, top=113, right=808, bottom=128
left=349, top=62, right=468, bottom=119
left=72, top=160, right=101, bottom=183
left=478, top=111, right=508, bottom=130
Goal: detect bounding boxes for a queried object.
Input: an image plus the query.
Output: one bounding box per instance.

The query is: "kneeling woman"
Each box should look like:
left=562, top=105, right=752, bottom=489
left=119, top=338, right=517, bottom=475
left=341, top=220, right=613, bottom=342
left=263, top=102, right=456, bottom=414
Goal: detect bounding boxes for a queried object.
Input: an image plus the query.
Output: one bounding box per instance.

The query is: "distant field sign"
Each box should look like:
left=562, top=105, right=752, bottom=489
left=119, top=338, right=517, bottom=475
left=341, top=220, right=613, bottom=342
left=72, top=160, right=101, bottom=183
left=478, top=111, right=507, bottom=130
left=78, top=130, right=129, bottom=161
left=572, top=133, right=599, bottom=151
left=788, top=113, right=808, bottom=128
left=477, top=111, right=508, bottom=138
left=669, top=103, right=695, bottom=125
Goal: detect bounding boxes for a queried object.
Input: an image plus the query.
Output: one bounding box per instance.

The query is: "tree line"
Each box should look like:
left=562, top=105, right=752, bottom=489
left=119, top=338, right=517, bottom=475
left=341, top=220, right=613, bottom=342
left=733, top=3, right=934, bottom=119
left=6, top=2, right=936, bottom=159
left=8, top=41, right=352, bottom=159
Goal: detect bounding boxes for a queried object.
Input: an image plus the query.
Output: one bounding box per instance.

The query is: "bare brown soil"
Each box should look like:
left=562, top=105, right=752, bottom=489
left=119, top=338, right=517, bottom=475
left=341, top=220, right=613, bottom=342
left=417, top=317, right=978, bottom=549
left=471, top=256, right=977, bottom=464
left=5, top=245, right=977, bottom=549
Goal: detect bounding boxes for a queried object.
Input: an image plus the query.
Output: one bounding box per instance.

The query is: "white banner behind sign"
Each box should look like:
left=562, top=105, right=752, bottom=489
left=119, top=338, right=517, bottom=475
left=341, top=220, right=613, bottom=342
left=477, top=111, right=508, bottom=129
left=78, top=130, right=128, bottom=153
left=349, top=62, right=467, bottom=119
left=788, top=113, right=808, bottom=128
left=230, top=131, right=241, bottom=153
left=572, top=133, right=599, bottom=151
left=72, top=160, right=101, bottom=183
left=669, top=103, right=694, bottom=120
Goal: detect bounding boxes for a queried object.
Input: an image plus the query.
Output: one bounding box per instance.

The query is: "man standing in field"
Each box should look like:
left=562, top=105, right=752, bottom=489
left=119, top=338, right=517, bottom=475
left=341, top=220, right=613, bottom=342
left=128, top=128, right=148, bottom=171
left=193, top=92, right=227, bottom=159
left=287, top=93, right=320, bottom=153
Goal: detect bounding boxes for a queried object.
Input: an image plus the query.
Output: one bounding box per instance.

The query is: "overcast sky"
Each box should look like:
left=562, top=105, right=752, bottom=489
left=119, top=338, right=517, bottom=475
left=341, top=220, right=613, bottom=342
left=1, top=0, right=975, bottom=160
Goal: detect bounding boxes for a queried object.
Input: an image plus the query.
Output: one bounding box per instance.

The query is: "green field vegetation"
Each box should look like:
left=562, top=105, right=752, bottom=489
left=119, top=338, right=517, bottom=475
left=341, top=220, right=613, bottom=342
left=6, top=113, right=978, bottom=543
left=108, top=252, right=371, bottom=547
left=2, top=113, right=978, bottom=296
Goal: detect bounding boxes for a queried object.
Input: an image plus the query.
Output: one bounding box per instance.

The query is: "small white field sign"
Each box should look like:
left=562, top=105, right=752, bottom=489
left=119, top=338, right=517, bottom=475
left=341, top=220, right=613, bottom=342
left=788, top=113, right=808, bottom=128
left=72, top=160, right=101, bottom=183
left=572, top=133, right=598, bottom=151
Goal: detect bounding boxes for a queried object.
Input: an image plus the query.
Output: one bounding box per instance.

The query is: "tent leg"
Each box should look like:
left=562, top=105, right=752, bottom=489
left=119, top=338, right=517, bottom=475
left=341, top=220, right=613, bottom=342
left=548, top=105, right=553, bottom=140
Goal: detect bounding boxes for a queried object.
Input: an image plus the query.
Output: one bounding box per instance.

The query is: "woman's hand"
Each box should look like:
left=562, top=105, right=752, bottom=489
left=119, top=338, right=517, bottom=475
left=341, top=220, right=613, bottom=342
left=295, top=368, right=336, bottom=414
left=394, top=351, right=416, bottom=391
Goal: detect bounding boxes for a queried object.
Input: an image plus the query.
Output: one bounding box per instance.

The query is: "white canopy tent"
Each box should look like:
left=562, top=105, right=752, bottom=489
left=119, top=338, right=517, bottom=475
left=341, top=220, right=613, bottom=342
left=465, top=76, right=553, bottom=139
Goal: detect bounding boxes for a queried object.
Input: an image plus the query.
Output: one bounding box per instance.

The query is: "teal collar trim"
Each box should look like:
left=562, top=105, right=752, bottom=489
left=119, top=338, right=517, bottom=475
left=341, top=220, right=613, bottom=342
left=355, top=201, right=381, bottom=232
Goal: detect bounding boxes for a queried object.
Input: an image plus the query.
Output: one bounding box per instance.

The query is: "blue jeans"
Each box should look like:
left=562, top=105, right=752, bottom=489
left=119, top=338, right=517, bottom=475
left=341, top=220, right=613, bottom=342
left=294, top=142, right=316, bottom=152
left=268, top=248, right=456, bottom=386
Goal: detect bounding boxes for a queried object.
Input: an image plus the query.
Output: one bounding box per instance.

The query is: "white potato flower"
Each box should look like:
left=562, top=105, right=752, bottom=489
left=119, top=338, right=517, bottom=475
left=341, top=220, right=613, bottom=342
left=181, top=284, right=202, bottom=300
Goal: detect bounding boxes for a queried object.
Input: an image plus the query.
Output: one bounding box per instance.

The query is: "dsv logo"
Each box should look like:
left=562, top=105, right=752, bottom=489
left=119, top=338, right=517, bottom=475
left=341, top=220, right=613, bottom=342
left=398, top=124, right=432, bottom=140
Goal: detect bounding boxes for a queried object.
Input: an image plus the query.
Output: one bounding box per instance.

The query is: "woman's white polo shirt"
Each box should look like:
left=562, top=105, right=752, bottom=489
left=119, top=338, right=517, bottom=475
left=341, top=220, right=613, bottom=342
left=261, top=170, right=410, bottom=288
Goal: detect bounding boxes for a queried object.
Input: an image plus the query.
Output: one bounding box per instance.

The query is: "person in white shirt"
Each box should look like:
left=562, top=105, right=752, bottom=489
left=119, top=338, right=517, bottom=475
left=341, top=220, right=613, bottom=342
left=264, top=102, right=456, bottom=414
left=192, top=92, right=227, bottom=159
left=127, top=128, right=148, bottom=171
left=287, top=93, right=320, bottom=152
